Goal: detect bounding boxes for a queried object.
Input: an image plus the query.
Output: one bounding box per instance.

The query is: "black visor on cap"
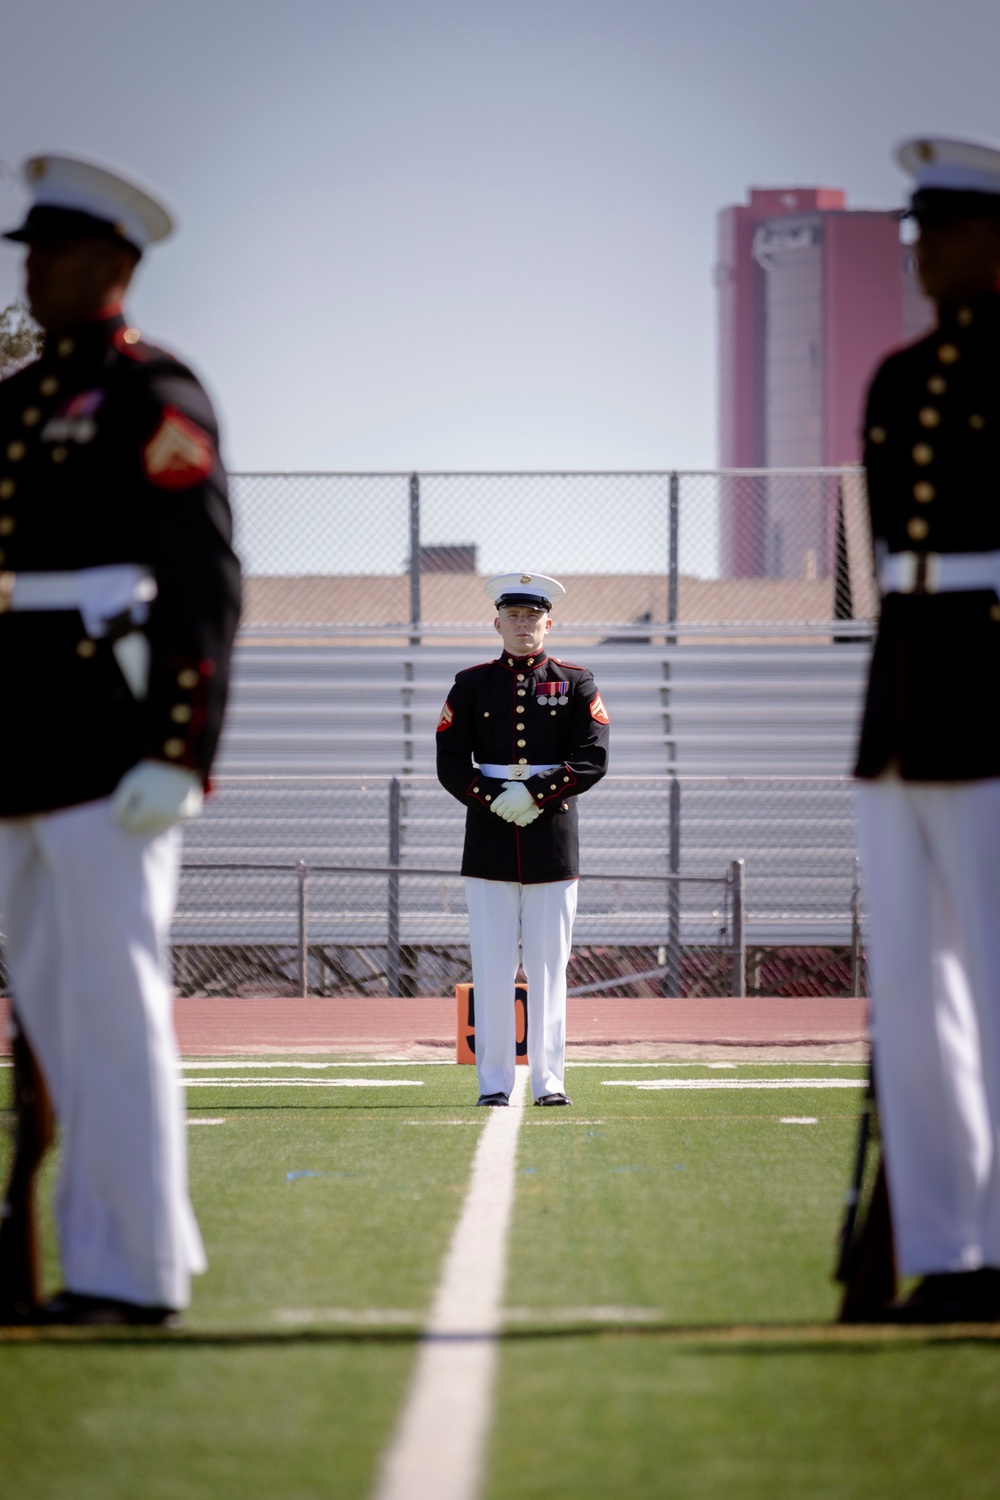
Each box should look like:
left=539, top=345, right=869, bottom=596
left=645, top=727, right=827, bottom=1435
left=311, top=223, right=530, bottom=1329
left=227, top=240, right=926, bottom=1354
left=496, top=591, right=552, bottom=611
left=907, top=188, right=1000, bottom=224
left=3, top=204, right=141, bottom=253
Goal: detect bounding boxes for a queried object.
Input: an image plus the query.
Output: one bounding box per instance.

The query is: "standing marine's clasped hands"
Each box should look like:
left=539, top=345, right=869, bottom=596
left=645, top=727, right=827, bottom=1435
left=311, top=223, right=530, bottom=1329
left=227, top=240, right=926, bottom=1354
left=490, top=780, right=542, bottom=825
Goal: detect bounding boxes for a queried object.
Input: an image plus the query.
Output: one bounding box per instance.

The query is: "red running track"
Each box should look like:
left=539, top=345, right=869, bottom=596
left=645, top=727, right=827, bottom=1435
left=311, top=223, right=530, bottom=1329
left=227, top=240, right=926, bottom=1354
left=1, top=995, right=868, bottom=1057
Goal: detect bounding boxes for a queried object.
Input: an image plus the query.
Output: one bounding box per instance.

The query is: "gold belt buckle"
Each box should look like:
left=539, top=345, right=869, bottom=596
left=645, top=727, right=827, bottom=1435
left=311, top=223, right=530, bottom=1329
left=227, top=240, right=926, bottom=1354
left=0, top=572, right=15, bottom=613
left=507, top=763, right=528, bottom=780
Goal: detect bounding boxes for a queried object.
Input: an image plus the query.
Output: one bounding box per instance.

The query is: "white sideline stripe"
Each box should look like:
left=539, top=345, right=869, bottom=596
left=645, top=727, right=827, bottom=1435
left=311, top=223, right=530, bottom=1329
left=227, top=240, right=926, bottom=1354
left=188, top=1117, right=227, bottom=1125
left=274, top=1304, right=663, bottom=1327
left=504, top=1305, right=663, bottom=1323
left=603, top=1077, right=865, bottom=1091
left=183, top=1077, right=423, bottom=1088
left=781, top=1117, right=819, bottom=1125
left=181, top=1060, right=446, bottom=1070
left=372, top=1069, right=528, bottom=1500
left=277, top=1308, right=421, bottom=1326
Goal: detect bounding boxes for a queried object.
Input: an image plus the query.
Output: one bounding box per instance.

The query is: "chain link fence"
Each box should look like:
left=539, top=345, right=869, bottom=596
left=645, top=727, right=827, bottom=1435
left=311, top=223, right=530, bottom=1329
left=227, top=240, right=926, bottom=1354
left=233, top=468, right=877, bottom=642
left=173, top=774, right=864, bottom=999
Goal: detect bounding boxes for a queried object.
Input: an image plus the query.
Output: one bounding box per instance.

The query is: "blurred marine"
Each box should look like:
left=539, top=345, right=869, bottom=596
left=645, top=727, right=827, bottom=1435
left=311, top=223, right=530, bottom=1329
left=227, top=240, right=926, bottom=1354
left=0, top=153, right=240, bottom=1325
left=436, top=574, right=609, bottom=1107
left=853, top=136, right=1000, bottom=1322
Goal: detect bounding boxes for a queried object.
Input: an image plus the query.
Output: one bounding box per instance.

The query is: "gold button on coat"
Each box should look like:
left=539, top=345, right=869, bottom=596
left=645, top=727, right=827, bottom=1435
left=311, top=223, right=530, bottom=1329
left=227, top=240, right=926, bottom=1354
left=21, top=408, right=41, bottom=427
left=39, top=376, right=59, bottom=396
left=938, top=344, right=960, bottom=364
left=0, top=518, right=15, bottom=536
left=177, top=668, right=199, bottom=688
left=912, top=444, right=933, bottom=465
left=918, top=408, right=940, bottom=428
left=76, top=639, right=97, bottom=658
left=957, top=307, right=974, bottom=327
left=914, top=482, right=935, bottom=503
left=163, top=739, right=185, bottom=759
left=171, top=704, right=193, bottom=724
left=869, top=426, right=887, bottom=443
left=517, top=739, right=526, bottom=747
left=51, top=447, right=68, bottom=463
left=0, top=481, right=13, bottom=500
left=57, top=337, right=75, bottom=357
left=907, top=517, right=930, bottom=541
left=6, top=442, right=25, bottom=461
left=927, top=375, right=947, bottom=394
left=991, top=605, right=1000, bottom=622
left=970, top=414, right=986, bottom=430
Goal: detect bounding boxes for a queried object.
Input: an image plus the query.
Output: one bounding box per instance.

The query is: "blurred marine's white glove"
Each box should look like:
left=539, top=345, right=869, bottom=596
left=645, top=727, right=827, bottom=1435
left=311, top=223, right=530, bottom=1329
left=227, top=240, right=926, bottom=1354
left=112, top=760, right=204, bottom=835
left=491, top=780, right=542, bottom=827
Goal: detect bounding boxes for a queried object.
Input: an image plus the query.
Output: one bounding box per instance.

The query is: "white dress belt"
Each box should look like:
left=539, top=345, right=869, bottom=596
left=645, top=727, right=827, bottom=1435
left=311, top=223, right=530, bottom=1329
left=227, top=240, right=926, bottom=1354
left=0, top=564, right=157, bottom=638
left=879, top=550, right=1000, bottom=596
left=477, top=762, right=561, bottom=782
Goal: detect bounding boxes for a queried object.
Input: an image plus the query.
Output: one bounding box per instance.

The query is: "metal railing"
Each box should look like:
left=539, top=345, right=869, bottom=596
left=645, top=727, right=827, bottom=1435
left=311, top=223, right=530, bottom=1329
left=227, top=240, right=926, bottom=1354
left=178, top=857, right=744, bottom=1000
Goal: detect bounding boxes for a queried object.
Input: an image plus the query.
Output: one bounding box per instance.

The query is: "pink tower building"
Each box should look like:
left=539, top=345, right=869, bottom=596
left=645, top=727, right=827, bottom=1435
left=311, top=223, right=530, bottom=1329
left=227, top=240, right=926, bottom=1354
left=716, top=188, right=932, bottom=577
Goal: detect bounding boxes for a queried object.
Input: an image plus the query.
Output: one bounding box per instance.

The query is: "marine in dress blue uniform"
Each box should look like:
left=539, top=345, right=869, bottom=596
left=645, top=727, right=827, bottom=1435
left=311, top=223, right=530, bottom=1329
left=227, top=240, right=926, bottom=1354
left=437, top=573, right=609, bottom=1105
left=0, top=154, right=240, bottom=1324
left=854, top=136, right=1000, bottom=1322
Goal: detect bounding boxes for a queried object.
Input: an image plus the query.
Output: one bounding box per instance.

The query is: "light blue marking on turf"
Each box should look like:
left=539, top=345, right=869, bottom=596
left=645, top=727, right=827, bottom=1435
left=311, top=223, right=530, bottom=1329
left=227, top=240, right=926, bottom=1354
left=286, top=1169, right=355, bottom=1182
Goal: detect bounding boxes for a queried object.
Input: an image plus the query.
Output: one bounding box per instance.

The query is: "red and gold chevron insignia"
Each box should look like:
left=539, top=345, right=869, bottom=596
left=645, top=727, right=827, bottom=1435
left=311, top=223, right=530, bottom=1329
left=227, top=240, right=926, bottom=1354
left=436, top=701, right=454, bottom=732
left=143, top=406, right=214, bottom=489
left=589, top=693, right=609, bottom=724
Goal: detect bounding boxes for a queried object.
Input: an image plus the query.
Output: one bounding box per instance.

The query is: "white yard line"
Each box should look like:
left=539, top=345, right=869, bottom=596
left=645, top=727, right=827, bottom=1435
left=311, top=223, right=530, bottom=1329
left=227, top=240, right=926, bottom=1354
left=182, top=1077, right=423, bottom=1088
left=372, top=1070, right=528, bottom=1500
left=603, top=1077, right=865, bottom=1091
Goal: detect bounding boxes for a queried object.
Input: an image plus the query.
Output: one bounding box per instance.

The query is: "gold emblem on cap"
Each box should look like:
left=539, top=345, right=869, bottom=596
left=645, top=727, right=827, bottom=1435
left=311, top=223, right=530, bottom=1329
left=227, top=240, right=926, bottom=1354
left=520, top=574, right=532, bottom=584
left=26, top=157, right=46, bottom=180
left=916, top=141, right=935, bottom=162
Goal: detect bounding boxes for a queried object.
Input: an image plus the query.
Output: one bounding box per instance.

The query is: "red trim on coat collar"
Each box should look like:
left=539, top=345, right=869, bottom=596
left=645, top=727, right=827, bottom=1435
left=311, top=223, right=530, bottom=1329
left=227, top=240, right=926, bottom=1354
left=497, top=650, right=549, bottom=672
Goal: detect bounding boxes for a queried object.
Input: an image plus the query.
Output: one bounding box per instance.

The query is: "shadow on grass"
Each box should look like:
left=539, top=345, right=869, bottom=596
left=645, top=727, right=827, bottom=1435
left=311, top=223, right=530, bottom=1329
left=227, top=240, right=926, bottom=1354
left=3, top=1321, right=999, bottom=1351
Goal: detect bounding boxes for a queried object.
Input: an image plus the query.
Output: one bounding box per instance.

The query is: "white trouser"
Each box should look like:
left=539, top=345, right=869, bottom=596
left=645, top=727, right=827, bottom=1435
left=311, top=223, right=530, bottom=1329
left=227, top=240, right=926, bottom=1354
left=0, top=797, right=205, bottom=1308
left=855, top=777, right=1000, bottom=1276
left=464, top=877, right=578, bottom=1101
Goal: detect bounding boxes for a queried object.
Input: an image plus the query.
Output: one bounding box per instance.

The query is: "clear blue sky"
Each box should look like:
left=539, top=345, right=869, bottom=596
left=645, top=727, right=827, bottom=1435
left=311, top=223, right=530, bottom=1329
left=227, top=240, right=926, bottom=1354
left=2, top=0, right=999, bottom=474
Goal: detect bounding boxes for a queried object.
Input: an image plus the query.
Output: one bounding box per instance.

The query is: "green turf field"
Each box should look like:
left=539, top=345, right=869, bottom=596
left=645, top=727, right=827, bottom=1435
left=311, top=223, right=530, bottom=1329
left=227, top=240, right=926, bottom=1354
left=2, top=1059, right=999, bottom=1500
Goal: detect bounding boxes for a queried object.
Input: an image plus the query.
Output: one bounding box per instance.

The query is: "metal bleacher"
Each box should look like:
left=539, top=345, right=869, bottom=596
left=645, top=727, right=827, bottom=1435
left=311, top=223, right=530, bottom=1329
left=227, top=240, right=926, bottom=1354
left=212, top=640, right=870, bottom=778
left=176, top=639, right=872, bottom=958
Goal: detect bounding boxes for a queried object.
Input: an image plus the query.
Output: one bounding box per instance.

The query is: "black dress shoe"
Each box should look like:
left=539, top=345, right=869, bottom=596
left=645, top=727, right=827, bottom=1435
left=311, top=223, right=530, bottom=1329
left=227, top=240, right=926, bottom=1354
left=35, top=1291, right=181, bottom=1327
left=476, top=1092, right=509, bottom=1107
left=882, top=1269, right=1000, bottom=1324
left=533, top=1092, right=572, bottom=1106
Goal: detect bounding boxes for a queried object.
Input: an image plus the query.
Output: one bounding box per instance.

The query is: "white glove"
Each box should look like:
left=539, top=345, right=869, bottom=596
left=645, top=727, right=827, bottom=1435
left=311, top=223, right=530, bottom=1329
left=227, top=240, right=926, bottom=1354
left=491, top=780, right=542, bottom=827
left=112, top=760, right=204, bottom=835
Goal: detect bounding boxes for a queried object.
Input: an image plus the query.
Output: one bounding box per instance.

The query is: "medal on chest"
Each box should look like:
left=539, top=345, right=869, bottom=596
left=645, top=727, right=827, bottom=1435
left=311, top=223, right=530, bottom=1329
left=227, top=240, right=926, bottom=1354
left=536, top=680, right=569, bottom=706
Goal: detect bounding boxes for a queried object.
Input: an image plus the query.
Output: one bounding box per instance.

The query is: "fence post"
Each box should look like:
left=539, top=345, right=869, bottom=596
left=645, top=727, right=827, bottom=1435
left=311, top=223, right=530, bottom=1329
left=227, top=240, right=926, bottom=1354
left=665, top=776, right=681, bottom=995
left=667, top=471, right=679, bottom=646
left=408, top=473, right=421, bottom=647
left=387, top=777, right=402, bottom=997
left=730, top=858, right=746, bottom=997
left=851, top=855, right=865, bottom=997
left=297, top=860, right=309, bottom=999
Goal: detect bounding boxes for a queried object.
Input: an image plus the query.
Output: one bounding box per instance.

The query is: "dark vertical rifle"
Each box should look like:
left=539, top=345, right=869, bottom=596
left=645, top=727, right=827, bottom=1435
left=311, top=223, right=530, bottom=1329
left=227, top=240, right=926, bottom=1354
left=0, top=1010, right=54, bottom=1323
left=835, top=1055, right=897, bottom=1322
